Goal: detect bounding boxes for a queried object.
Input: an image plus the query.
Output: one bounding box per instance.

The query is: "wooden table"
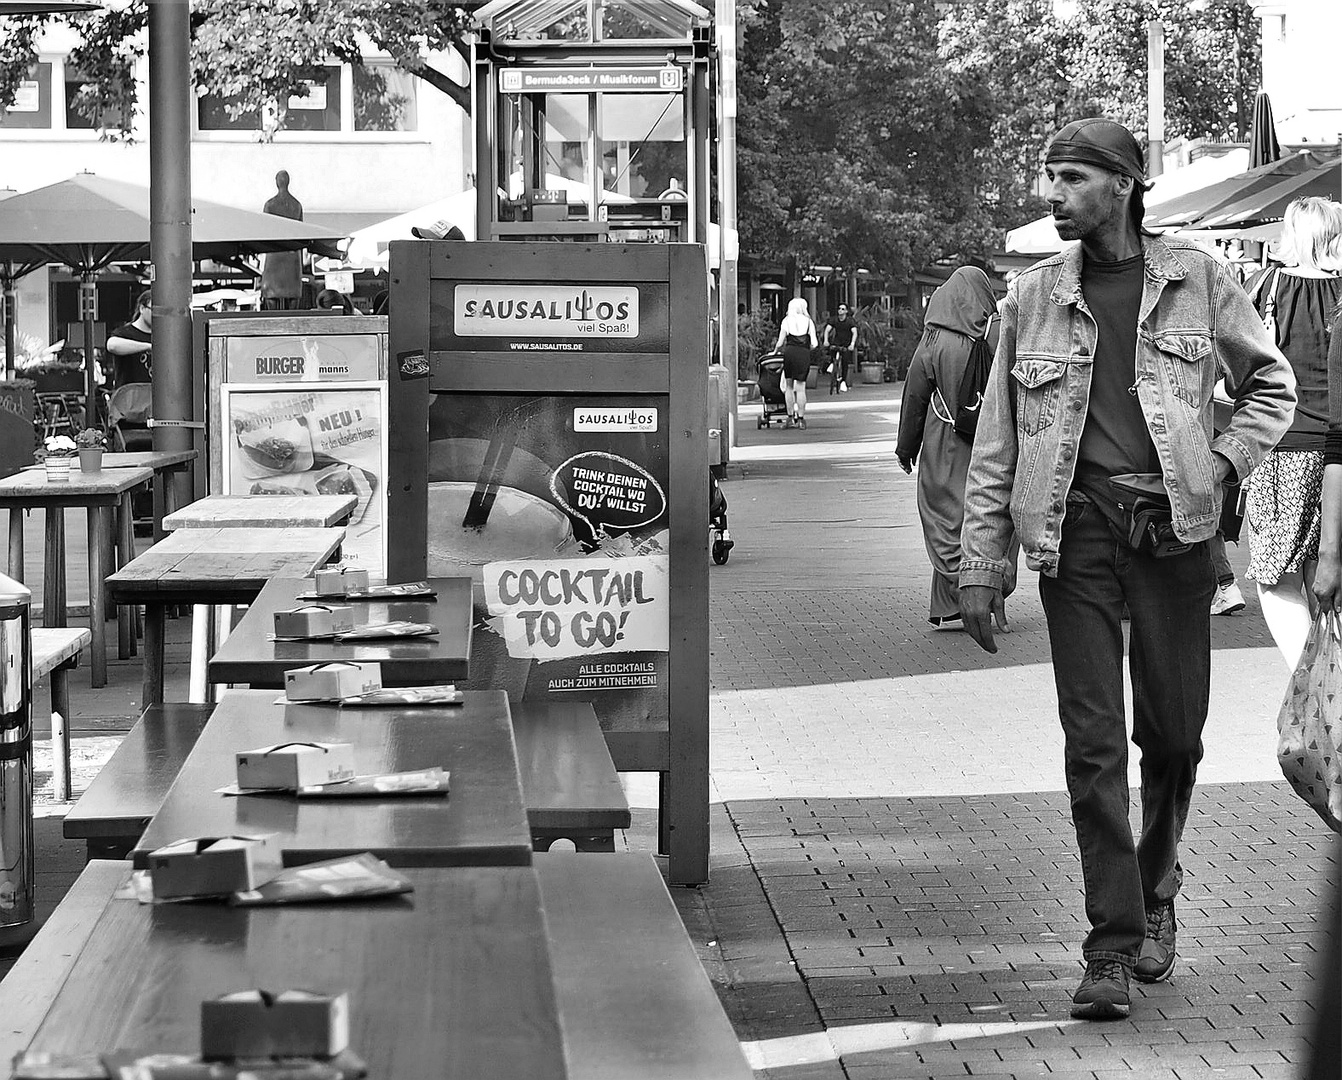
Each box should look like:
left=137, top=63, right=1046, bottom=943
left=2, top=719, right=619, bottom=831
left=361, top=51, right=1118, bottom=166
left=0, top=465, right=154, bottom=686
left=0, top=861, right=567, bottom=1080
left=163, top=493, right=358, bottom=530
left=32, top=627, right=92, bottom=803
left=24, top=449, right=198, bottom=543
left=132, top=688, right=533, bottom=868
left=107, top=527, right=346, bottom=706
left=208, top=576, right=473, bottom=688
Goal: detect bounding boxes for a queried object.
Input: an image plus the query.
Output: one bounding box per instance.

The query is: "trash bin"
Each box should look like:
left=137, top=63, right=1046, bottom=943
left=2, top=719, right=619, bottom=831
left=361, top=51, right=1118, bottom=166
left=0, top=572, right=32, bottom=955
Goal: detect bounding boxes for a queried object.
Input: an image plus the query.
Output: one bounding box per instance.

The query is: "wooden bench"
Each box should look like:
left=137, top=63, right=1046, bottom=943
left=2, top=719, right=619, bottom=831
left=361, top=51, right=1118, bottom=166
left=535, top=851, right=754, bottom=1079
left=0, top=854, right=753, bottom=1080
left=32, top=627, right=92, bottom=804
left=512, top=701, right=631, bottom=852
left=62, top=703, right=214, bottom=859
left=64, top=700, right=630, bottom=858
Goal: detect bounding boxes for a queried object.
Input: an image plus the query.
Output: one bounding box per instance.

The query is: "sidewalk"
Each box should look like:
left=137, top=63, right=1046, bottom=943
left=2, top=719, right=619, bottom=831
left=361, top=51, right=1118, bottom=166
left=6, top=379, right=1338, bottom=1078
left=689, top=382, right=1336, bottom=1078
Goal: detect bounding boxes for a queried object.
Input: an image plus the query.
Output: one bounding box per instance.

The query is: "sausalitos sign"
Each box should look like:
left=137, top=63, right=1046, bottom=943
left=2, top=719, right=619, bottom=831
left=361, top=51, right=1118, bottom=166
left=454, top=285, right=640, bottom=338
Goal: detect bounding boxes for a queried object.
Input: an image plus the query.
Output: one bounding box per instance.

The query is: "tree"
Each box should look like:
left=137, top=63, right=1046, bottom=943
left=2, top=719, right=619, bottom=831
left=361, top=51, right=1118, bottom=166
left=738, top=0, right=1000, bottom=284
left=0, top=0, right=477, bottom=138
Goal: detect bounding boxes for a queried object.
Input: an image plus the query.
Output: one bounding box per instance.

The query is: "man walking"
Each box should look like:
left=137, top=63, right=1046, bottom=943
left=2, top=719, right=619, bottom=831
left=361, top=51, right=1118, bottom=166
left=958, top=118, right=1295, bottom=1020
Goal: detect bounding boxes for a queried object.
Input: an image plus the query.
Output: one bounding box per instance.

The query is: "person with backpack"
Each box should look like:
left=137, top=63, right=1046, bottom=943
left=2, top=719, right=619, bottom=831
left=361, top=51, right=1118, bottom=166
left=897, top=266, right=1015, bottom=625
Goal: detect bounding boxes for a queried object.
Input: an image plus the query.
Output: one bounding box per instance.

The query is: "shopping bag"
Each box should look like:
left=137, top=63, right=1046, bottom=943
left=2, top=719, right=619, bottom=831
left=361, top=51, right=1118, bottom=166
left=1276, top=611, right=1342, bottom=833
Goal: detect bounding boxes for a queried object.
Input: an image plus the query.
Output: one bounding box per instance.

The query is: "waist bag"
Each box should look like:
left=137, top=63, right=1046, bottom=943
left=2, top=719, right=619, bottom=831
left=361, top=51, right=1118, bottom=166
left=1109, top=472, right=1192, bottom=558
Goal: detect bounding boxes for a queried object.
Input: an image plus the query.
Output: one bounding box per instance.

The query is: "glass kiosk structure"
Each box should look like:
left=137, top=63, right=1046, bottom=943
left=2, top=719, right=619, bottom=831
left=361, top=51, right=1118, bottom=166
left=472, top=0, right=712, bottom=246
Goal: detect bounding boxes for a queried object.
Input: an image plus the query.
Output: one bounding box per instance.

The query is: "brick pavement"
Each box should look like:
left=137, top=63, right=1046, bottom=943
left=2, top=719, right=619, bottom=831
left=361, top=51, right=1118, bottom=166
left=693, top=385, right=1339, bottom=1078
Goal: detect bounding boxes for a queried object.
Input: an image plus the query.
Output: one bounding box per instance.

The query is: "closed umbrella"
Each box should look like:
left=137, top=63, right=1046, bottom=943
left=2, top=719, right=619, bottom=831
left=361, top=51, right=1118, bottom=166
left=0, top=173, right=344, bottom=424
left=1247, top=90, right=1282, bottom=169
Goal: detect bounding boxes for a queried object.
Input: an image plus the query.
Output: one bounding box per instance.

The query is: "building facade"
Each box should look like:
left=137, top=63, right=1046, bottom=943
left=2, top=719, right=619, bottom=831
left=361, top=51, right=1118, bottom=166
left=1, top=20, right=471, bottom=351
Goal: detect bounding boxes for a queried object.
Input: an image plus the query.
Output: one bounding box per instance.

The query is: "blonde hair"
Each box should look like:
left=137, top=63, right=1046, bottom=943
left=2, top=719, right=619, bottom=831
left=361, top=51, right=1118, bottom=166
left=786, top=297, right=809, bottom=318
left=1275, top=197, right=1342, bottom=272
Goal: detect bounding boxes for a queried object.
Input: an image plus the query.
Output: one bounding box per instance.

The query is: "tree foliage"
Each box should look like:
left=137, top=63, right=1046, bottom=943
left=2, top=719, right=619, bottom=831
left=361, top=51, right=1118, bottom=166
left=0, top=0, right=474, bottom=139
left=742, top=0, right=1261, bottom=281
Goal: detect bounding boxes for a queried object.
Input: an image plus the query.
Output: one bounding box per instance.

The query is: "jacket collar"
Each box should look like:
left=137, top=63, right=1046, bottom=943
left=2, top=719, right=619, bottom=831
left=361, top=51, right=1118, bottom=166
left=1050, top=233, right=1187, bottom=308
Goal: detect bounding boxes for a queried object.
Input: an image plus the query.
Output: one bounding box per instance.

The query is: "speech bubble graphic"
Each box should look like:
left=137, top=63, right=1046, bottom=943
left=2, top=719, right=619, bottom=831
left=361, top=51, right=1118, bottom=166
left=550, top=451, right=666, bottom=540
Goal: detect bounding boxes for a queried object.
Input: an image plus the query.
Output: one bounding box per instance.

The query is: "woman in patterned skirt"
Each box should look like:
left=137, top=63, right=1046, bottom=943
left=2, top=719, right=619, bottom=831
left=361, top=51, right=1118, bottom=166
left=1244, top=197, right=1342, bottom=668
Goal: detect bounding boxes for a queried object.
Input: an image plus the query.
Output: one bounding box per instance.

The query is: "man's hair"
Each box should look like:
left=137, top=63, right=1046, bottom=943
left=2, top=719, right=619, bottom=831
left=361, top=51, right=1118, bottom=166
left=136, top=289, right=152, bottom=310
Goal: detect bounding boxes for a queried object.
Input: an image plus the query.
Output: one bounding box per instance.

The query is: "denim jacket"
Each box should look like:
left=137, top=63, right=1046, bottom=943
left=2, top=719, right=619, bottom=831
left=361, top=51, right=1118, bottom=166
left=960, top=234, right=1296, bottom=587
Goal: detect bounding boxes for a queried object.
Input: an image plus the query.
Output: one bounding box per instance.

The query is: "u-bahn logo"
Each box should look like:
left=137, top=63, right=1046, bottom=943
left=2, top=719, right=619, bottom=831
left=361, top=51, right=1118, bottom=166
left=454, top=284, right=639, bottom=338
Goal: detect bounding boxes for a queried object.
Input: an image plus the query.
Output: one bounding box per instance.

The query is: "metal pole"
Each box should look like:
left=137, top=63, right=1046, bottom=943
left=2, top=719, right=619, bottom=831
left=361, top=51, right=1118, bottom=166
left=148, top=0, right=193, bottom=498
left=80, top=274, right=98, bottom=427
left=716, top=0, right=738, bottom=451
left=2, top=279, right=15, bottom=381
left=1147, top=19, right=1165, bottom=177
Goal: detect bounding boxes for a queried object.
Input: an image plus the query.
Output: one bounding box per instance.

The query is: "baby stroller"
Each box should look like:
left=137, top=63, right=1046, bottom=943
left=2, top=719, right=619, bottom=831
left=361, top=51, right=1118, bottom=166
left=755, top=351, right=789, bottom=428
left=710, top=465, right=733, bottom=564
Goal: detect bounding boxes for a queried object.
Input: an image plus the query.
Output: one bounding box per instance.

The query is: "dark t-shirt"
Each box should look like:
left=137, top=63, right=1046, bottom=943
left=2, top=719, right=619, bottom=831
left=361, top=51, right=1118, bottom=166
left=108, top=323, right=152, bottom=386
left=1075, top=252, right=1153, bottom=491
left=828, top=317, right=857, bottom=349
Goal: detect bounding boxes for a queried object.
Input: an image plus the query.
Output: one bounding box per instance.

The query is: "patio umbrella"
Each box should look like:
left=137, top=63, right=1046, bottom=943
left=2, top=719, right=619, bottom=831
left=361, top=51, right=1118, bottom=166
left=1143, top=150, right=1332, bottom=230
left=0, top=173, right=345, bottom=424
left=0, top=1, right=99, bottom=11
left=1192, top=152, right=1342, bottom=230
left=1247, top=90, right=1282, bottom=169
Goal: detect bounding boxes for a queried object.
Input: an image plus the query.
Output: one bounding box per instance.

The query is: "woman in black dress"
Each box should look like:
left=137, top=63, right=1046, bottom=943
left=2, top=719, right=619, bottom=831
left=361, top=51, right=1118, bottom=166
left=773, top=297, right=818, bottom=429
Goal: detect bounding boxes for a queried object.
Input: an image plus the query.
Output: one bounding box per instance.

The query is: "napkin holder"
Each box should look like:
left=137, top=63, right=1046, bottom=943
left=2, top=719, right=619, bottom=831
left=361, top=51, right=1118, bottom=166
left=274, top=603, right=355, bottom=638
left=285, top=661, right=383, bottom=702
left=236, top=742, right=356, bottom=790
left=201, top=989, right=350, bottom=1059
left=147, top=835, right=281, bottom=899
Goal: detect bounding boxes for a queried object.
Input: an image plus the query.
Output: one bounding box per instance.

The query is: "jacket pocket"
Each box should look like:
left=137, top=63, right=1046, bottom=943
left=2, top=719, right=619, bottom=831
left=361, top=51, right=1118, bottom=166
left=1011, top=357, right=1067, bottom=436
left=1153, top=330, right=1213, bottom=408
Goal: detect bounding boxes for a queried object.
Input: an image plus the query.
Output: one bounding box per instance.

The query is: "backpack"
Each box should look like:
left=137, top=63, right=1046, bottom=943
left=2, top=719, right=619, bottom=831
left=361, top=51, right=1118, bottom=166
left=952, top=317, right=997, bottom=441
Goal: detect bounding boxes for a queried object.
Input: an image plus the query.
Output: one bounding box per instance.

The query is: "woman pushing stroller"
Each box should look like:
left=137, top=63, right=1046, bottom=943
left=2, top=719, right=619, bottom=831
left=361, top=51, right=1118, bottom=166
left=774, top=298, right=818, bottom=429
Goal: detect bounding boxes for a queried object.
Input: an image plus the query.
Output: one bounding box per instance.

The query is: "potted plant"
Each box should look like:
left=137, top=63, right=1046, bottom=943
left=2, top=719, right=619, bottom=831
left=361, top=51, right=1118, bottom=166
left=37, top=435, right=77, bottom=481
left=75, top=428, right=108, bottom=473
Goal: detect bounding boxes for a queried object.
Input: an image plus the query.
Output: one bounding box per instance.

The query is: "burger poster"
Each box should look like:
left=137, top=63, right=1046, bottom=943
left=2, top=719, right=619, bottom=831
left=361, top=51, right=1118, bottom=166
left=222, top=384, right=387, bottom=572
left=426, top=392, right=671, bottom=731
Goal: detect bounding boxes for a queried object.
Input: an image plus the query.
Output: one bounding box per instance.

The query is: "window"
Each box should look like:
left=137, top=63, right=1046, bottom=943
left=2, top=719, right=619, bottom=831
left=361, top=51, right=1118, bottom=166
left=198, top=66, right=342, bottom=133
left=64, top=67, right=133, bottom=131
left=353, top=65, right=417, bottom=132
left=0, top=63, right=52, bottom=129
left=280, top=67, right=342, bottom=132
left=198, top=91, right=262, bottom=131
left=599, top=93, right=685, bottom=199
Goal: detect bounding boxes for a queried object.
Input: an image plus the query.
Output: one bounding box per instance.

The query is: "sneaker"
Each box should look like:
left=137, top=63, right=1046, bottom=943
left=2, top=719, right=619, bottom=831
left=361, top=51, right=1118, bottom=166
left=1071, top=958, right=1131, bottom=1020
left=797, top=416, right=807, bottom=430
left=1134, top=900, right=1177, bottom=983
left=1210, top=581, right=1245, bottom=616
left=839, top=380, right=848, bottom=392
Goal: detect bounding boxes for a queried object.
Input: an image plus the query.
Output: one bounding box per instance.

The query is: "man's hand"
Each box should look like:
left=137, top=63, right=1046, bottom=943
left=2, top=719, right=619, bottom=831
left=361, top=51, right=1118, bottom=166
left=898, top=454, right=914, bottom=474
left=960, top=585, right=1006, bottom=654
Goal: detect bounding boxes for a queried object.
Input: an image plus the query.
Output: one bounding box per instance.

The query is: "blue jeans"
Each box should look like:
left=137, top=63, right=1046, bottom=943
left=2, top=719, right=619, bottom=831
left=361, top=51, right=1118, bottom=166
left=1039, top=494, right=1216, bottom=962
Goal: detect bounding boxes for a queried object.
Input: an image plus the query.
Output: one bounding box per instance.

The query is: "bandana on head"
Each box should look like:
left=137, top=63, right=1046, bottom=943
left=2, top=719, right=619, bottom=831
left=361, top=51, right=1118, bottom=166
left=1045, top=118, right=1146, bottom=182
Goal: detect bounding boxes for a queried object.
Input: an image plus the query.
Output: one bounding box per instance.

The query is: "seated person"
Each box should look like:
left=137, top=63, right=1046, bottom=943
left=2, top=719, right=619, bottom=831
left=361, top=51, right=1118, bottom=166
left=106, top=289, right=153, bottom=387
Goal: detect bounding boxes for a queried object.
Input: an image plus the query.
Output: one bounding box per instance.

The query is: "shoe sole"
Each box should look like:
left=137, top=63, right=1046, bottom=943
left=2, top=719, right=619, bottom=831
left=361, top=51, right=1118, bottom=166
left=1211, top=603, right=1244, bottom=616
left=1070, top=998, right=1130, bottom=1020
left=1133, top=954, right=1176, bottom=984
